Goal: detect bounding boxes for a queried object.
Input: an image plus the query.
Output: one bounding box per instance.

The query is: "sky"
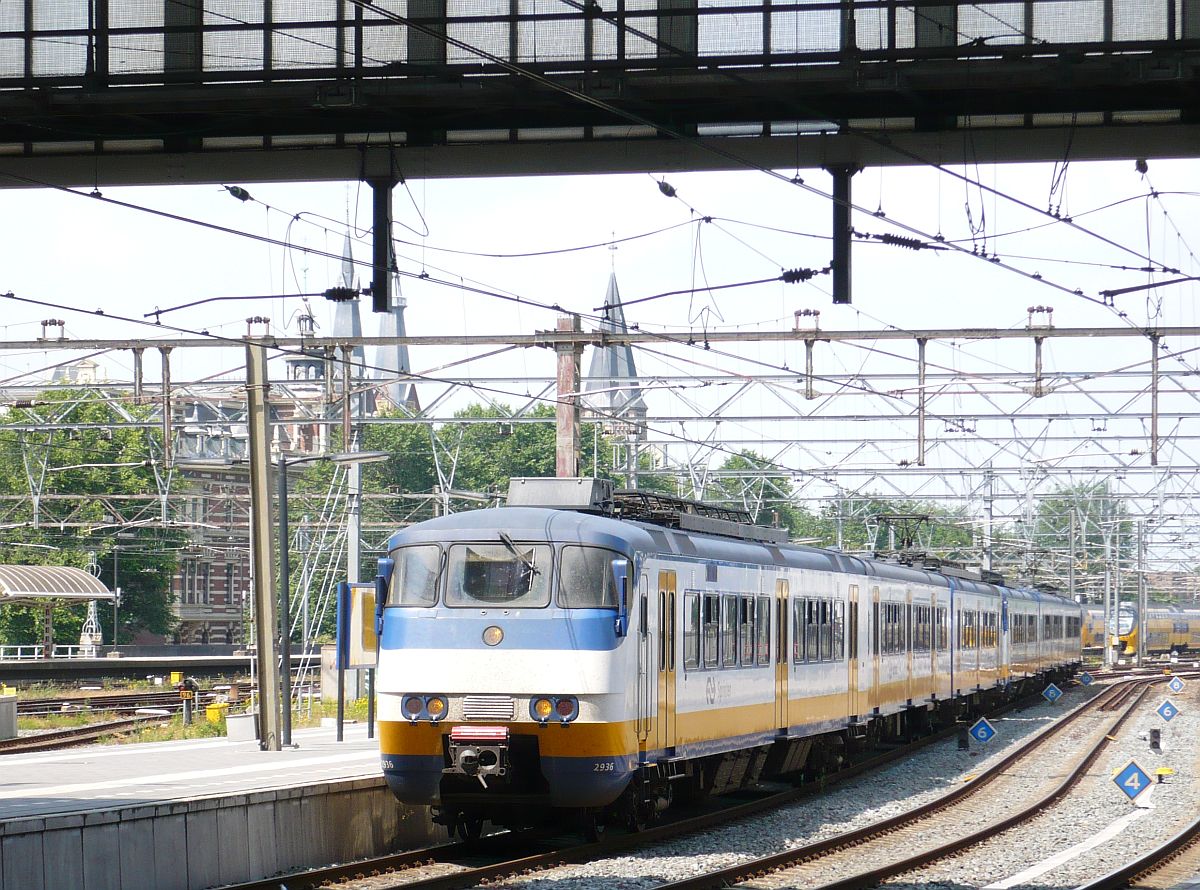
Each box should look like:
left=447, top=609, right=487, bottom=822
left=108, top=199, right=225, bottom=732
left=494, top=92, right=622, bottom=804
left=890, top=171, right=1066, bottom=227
left=2, top=155, right=1197, bottom=393
left=3, top=153, right=1200, bottom=566
left=0, top=156, right=1197, bottom=467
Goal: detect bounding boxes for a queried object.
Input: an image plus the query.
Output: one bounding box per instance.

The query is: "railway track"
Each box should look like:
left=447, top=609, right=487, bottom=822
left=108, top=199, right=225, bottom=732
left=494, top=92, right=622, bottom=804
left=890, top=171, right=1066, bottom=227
left=16, top=686, right=253, bottom=716
left=17, top=690, right=185, bottom=716
left=0, top=716, right=160, bottom=753
left=214, top=681, right=1100, bottom=890
left=655, top=674, right=1174, bottom=890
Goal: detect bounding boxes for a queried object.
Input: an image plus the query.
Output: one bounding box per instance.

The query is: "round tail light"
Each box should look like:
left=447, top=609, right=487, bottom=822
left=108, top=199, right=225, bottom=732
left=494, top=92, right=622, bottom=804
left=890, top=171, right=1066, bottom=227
left=556, top=698, right=575, bottom=718
left=533, top=697, right=554, bottom=720
left=402, top=695, right=424, bottom=718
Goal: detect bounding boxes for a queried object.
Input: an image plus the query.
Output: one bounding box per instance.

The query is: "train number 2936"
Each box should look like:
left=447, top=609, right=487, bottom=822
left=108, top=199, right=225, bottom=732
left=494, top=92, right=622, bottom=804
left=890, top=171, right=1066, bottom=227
left=593, top=760, right=615, bottom=772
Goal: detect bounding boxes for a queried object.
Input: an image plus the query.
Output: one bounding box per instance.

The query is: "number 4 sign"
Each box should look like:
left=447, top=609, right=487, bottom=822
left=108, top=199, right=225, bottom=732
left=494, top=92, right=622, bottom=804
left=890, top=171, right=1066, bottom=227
left=1114, top=761, right=1152, bottom=801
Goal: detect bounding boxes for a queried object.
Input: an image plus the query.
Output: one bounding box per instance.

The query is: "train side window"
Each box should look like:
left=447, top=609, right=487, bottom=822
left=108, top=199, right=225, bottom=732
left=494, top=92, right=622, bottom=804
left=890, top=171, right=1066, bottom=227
left=641, top=594, right=650, bottom=641
left=683, top=593, right=700, bottom=670
left=721, top=595, right=738, bottom=667
left=739, top=596, right=755, bottom=666
left=792, top=598, right=805, bottom=663
left=832, top=600, right=844, bottom=660
left=756, top=596, right=771, bottom=665
left=819, top=599, right=832, bottom=660
left=936, top=607, right=947, bottom=650
left=702, top=594, right=720, bottom=668
left=807, top=599, right=820, bottom=662
left=872, top=601, right=880, bottom=656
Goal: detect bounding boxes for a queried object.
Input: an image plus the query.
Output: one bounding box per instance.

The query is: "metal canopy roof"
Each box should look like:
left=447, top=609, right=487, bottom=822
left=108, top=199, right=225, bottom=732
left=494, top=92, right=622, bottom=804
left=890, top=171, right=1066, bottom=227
left=0, top=566, right=113, bottom=605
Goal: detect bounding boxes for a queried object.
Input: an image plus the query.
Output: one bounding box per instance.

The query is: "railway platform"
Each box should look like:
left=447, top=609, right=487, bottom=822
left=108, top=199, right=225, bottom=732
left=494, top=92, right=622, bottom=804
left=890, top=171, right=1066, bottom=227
left=0, top=722, right=435, bottom=890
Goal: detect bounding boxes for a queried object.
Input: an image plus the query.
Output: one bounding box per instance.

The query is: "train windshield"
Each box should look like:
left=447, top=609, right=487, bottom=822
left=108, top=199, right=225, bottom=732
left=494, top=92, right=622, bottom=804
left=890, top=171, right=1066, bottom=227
left=1113, top=605, right=1136, bottom=634
left=558, top=546, right=620, bottom=609
left=445, top=541, right=552, bottom=608
left=388, top=545, right=442, bottom=606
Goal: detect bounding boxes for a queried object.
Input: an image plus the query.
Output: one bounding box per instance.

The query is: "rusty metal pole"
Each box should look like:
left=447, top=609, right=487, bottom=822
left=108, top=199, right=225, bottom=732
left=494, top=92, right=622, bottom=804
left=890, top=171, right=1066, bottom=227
left=246, top=339, right=282, bottom=751
left=556, top=316, right=582, bottom=478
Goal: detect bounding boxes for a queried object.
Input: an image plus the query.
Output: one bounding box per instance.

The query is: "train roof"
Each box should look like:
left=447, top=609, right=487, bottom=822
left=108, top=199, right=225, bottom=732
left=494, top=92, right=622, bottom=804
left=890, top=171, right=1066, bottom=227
left=386, top=502, right=1077, bottom=607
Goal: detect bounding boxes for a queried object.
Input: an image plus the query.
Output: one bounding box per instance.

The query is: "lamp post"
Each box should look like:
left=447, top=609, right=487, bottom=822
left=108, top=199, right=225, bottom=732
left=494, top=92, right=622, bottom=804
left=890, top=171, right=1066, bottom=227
left=278, top=450, right=388, bottom=746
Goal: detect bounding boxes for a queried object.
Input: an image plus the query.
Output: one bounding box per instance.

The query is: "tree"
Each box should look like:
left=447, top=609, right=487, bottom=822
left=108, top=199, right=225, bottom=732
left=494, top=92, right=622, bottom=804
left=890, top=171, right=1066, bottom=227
left=0, top=390, right=181, bottom=646
left=1020, top=481, right=1131, bottom=597
left=700, top=450, right=816, bottom=537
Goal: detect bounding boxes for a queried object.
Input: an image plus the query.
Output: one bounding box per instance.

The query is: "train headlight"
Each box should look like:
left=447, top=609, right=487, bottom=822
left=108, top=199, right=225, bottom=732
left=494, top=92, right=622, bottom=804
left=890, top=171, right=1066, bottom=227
left=529, top=696, right=578, bottom=725
left=402, top=695, right=425, bottom=721
left=483, top=626, right=504, bottom=646
left=531, top=697, right=554, bottom=722
left=426, top=696, right=447, bottom=721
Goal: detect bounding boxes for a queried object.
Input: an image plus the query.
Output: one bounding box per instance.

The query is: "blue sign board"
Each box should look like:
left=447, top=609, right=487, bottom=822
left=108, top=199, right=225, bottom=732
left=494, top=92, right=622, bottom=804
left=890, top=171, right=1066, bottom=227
left=1079, top=672, right=1093, bottom=687
left=1157, top=699, right=1180, bottom=722
left=1043, top=683, right=1063, bottom=704
left=969, top=717, right=997, bottom=744
left=1168, top=676, right=1185, bottom=694
left=1113, top=761, right=1151, bottom=801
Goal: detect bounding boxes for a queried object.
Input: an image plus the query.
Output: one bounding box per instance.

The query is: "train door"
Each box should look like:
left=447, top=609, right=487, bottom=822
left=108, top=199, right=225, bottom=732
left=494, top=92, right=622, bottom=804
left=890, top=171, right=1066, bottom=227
left=656, top=570, right=677, bottom=754
left=847, top=584, right=861, bottom=719
left=905, top=590, right=914, bottom=705
left=775, top=579, right=790, bottom=730
left=931, top=594, right=940, bottom=700
left=870, top=586, right=881, bottom=713
left=999, top=592, right=1009, bottom=683
left=637, top=574, right=653, bottom=747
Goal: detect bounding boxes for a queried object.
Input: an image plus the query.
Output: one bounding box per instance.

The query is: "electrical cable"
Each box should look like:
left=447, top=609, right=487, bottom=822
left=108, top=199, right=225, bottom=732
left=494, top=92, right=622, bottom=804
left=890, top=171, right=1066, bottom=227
left=551, top=1, right=1179, bottom=290
left=344, top=0, right=1104, bottom=308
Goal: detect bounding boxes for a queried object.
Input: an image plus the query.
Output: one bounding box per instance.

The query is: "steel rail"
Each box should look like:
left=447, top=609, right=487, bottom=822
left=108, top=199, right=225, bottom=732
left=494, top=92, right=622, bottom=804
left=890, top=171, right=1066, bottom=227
left=655, top=676, right=1168, bottom=890
left=0, top=716, right=155, bottom=754
left=1074, top=810, right=1200, bottom=889
left=215, top=682, right=1088, bottom=890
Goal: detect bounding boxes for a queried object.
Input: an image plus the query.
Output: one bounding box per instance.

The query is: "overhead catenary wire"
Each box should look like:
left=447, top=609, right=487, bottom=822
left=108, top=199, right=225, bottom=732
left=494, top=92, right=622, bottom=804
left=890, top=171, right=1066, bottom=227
left=342, top=0, right=1108, bottom=309
left=17, top=2, right=1182, bottom=315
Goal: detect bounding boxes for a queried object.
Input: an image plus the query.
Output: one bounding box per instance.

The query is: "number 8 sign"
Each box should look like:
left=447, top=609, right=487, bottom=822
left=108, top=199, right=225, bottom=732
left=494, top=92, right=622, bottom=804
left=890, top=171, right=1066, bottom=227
left=1114, top=761, right=1151, bottom=801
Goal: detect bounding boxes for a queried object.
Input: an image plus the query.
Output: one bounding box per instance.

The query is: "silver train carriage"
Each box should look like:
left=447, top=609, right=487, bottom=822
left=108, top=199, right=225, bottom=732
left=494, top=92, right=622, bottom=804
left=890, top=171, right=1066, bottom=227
left=373, top=480, right=1082, bottom=836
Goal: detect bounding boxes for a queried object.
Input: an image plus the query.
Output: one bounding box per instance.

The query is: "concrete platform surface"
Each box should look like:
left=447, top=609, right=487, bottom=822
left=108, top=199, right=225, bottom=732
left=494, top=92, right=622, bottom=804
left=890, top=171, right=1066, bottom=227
left=0, top=722, right=381, bottom=821
left=0, top=724, right=436, bottom=890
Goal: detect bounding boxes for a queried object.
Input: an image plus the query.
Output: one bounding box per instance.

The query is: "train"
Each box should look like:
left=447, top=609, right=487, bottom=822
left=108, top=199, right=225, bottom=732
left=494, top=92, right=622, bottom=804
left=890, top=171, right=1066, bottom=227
left=1085, top=602, right=1200, bottom=657
left=373, top=478, right=1083, bottom=838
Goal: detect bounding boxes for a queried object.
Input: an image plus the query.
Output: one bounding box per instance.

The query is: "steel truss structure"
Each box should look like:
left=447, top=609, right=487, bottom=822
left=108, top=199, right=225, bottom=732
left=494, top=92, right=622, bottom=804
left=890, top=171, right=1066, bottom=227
left=1, top=1, right=1199, bottom=188
left=0, top=324, right=1196, bottom=588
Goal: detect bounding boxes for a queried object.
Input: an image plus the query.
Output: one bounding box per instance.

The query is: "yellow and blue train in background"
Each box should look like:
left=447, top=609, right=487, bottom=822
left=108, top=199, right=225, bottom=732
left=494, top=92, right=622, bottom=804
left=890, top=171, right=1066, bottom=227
left=373, top=479, right=1082, bottom=837
left=1084, top=602, right=1200, bottom=657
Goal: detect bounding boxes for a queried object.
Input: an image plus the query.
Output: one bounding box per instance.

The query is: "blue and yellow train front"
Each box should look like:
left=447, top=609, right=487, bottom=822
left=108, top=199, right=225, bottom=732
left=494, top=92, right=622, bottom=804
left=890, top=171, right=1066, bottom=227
left=374, top=516, right=642, bottom=830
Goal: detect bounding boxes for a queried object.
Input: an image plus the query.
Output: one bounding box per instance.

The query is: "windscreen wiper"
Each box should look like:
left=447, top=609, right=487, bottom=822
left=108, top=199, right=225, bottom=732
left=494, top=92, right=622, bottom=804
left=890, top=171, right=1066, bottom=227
left=499, top=532, right=540, bottom=575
